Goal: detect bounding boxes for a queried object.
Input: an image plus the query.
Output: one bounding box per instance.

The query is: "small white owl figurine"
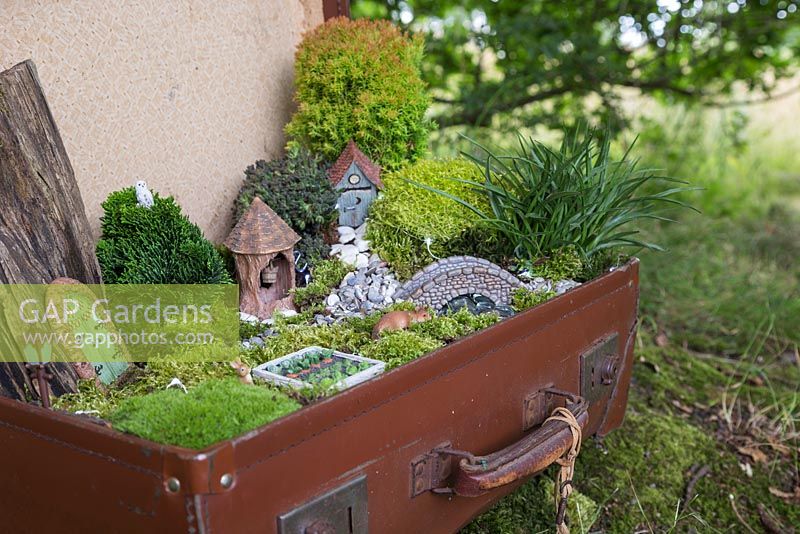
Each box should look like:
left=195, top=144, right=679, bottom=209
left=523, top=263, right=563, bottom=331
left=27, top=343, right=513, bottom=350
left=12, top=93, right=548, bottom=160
left=135, top=180, right=154, bottom=208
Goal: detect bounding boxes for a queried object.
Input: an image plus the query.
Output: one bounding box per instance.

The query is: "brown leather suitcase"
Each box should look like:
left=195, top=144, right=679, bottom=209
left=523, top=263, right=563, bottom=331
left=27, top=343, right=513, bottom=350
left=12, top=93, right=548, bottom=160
left=0, top=260, right=639, bottom=534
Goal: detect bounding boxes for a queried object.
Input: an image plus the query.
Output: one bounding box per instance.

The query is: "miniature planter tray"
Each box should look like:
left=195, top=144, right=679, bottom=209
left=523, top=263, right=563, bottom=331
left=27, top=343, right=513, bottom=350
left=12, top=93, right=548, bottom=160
left=253, top=346, right=385, bottom=390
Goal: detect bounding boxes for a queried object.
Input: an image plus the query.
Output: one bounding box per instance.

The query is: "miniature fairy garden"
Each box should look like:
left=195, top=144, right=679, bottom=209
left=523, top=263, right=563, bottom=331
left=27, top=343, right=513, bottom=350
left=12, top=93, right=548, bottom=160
left=51, top=17, right=692, bottom=449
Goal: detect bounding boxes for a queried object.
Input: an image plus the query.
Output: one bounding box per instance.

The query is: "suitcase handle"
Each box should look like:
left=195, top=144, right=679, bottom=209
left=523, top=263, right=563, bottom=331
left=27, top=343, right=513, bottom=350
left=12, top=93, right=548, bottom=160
left=436, top=389, right=588, bottom=497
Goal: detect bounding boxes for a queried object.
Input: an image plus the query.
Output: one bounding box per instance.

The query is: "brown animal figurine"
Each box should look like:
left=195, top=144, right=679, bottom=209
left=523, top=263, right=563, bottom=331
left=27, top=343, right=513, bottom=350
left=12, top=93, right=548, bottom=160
left=230, top=358, right=254, bottom=385
left=372, top=306, right=431, bottom=339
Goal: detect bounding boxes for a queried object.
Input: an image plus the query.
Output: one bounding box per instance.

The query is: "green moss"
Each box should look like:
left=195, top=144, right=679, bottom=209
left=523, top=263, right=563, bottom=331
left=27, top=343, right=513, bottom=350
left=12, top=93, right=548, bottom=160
left=96, top=187, right=232, bottom=284
left=54, top=360, right=239, bottom=418
left=511, top=288, right=556, bottom=312
left=53, top=379, right=124, bottom=419
left=291, top=259, right=352, bottom=310
left=410, top=314, right=464, bottom=342
left=411, top=308, right=500, bottom=342
left=530, top=246, right=584, bottom=280
left=367, top=159, right=500, bottom=279
left=579, top=408, right=716, bottom=532
left=286, top=18, right=432, bottom=170
left=109, top=378, right=300, bottom=449
left=259, top=324, right=371, bottom=362
left=463, top=477, right=597, bottom=534
left=359, top=330, right=443, bottom=369
left=239, top=319, right=264, bottom=340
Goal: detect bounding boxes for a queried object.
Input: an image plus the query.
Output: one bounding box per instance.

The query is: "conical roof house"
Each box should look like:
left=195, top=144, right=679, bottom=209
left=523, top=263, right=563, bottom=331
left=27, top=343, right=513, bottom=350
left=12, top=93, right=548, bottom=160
left=225, top=197, right=300, bottom=319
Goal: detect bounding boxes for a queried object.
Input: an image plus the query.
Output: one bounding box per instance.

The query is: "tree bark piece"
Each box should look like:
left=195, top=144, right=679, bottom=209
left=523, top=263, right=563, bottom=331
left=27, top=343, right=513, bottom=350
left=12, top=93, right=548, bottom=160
left=0, top=60, right=103, bottom=402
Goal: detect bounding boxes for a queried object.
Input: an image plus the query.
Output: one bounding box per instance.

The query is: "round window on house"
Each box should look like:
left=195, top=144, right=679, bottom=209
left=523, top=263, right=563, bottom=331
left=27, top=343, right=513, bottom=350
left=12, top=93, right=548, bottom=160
left=348, top=174, right=360, bottom=185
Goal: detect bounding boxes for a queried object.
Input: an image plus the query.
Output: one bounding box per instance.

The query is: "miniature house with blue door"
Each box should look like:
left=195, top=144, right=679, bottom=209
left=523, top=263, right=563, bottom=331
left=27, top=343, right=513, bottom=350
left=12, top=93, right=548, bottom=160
left=328, top=140, right=383, bottom=227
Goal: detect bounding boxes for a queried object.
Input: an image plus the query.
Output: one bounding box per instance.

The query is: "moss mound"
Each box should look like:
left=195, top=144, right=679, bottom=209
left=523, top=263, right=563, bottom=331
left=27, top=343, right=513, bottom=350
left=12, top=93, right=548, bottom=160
left=109, top=378, right=300, bottom=449
left=96, top=187, right=232, bottom=284
left=366, top=159, right=499, bottom=279
left=511, top=288, right=556, bottom=312
left=359, top=330, right=443, bottom=369
left=286, top=18, right=432, bottom=170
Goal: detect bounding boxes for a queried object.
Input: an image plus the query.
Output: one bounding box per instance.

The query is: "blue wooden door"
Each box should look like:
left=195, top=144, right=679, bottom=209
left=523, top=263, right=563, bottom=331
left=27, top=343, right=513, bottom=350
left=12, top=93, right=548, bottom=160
left=338, top=189, right=374, bottom=226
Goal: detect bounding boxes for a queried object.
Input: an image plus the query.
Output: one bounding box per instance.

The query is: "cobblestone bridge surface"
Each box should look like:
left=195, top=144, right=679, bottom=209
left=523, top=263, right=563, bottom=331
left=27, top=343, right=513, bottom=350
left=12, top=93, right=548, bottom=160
left=394, top=256, right=523, bottom=310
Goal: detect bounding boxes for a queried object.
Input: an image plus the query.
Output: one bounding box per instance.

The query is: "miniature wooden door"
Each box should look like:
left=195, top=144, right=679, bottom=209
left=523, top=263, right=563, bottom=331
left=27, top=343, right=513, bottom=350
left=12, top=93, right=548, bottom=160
left=338, top=189, right=373, bottom=226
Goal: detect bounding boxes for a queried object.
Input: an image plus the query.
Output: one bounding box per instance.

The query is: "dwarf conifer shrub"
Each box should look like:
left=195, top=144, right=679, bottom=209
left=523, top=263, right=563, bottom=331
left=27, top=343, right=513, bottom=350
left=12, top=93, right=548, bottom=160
left=366, top=159, right=499, bottom=279
left=235, top=147, right=337, bottom=264
left=286, top=18, right=432, bottom=170
left=96, top=188, right=232, bottom=284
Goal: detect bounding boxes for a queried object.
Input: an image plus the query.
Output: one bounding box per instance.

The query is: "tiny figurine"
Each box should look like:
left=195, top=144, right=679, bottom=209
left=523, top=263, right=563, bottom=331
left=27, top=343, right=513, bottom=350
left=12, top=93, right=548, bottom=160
left=165, top=377, right=188, bottom=393
left=328, top=140, right=383, bottom=227
left=372, top=307, right=431, bottom=339
left=225, top=197, right=301, bottom=320
left=135, top=180, right=154, bottom=208
left=230, top=358, right=254, bottom=385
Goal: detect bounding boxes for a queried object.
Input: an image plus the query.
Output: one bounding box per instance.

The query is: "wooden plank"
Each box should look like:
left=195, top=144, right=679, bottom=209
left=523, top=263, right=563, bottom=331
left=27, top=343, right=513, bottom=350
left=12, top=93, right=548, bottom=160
left=0, top=60, right=103, bottom=401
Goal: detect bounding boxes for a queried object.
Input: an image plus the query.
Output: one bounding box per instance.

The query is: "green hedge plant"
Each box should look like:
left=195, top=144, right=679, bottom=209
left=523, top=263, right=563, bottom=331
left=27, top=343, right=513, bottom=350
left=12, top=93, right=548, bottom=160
left=286, top=17, right=432, bottom=170
left=366, top=159, right=500, bottom=279
left=235, top=147, right=337, bottom=264
left=97, top=187, right=232, bottom=284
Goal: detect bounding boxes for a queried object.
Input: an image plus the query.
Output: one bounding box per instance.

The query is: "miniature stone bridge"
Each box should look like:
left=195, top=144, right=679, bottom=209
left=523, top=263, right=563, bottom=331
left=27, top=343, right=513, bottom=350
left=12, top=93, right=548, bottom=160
left=394, top=256, right=523, bottom=310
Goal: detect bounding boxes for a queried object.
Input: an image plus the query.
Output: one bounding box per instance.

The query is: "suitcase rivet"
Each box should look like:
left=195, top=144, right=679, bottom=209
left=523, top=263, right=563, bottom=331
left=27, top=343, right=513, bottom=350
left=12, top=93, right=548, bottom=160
left=166, top=477, right=181, bottom=493
left=220, top=473, right=234, bottom=489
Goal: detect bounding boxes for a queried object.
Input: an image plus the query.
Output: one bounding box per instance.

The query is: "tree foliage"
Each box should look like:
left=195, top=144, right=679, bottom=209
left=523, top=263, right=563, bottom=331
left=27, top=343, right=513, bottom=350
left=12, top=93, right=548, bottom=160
left=352, top=0, right=800, bottom=129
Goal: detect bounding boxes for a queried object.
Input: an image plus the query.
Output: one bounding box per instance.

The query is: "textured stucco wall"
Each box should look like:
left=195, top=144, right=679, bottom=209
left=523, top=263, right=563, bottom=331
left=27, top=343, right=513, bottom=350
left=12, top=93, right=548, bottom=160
left=1, top=1, right=324, bottom=242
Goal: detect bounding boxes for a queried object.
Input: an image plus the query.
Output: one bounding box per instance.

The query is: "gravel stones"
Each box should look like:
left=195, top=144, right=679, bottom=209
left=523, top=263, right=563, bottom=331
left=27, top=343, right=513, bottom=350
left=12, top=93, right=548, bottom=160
left=318, top=260, right=402, bottom=321
left=524, top=276, right=581, bottom=295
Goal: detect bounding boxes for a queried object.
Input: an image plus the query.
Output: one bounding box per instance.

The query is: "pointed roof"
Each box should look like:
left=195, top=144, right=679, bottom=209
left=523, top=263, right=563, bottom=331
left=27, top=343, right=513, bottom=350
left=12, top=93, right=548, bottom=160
left=225, top=197, right=300, bottom=254
left=327, top=140, right=383, bottom=189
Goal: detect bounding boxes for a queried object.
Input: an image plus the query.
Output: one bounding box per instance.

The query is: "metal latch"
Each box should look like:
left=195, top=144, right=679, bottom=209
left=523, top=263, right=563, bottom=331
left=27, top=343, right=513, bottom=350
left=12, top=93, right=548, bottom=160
left=580, top=334, right=619, bottom=404
left=410, top=442, right=453, bottom=497
left=278, top=475, right=368, bottom=534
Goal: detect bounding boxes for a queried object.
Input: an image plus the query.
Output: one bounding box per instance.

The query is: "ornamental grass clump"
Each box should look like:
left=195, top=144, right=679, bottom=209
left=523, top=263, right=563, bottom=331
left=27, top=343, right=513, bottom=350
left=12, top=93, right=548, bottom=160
left=286, top=18, right=432, bottom=170
left=414, top=126, right=696, bottom=269
left=366, top=159, right=500, bottom=279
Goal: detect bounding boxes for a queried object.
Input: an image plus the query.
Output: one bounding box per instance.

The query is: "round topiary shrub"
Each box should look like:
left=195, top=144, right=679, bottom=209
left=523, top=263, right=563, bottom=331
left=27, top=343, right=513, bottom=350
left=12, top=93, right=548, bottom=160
left=285, top=17, right=432, bottom=170
left=366, top=159, right=500, bottom=279
left=234, top=147, right=337, bottom=264
left=96, top=187, right=232, bottom=284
